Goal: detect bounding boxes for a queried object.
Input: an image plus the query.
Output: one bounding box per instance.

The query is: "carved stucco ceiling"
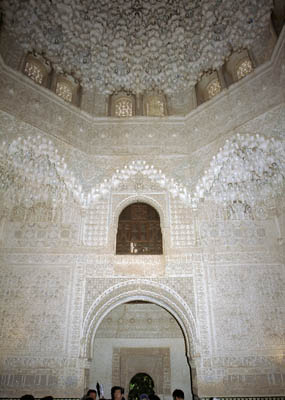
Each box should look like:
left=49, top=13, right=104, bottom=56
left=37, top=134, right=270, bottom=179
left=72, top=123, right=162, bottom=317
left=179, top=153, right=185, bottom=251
left=2, top=0, right=273, bottom=94
left=95, top=303, right=183, bottom=339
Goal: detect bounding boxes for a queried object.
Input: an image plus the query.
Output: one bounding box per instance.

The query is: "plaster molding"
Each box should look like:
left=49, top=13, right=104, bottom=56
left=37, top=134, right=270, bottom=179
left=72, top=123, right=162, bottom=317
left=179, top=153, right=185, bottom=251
left=82, top=279, right=198, bottom=361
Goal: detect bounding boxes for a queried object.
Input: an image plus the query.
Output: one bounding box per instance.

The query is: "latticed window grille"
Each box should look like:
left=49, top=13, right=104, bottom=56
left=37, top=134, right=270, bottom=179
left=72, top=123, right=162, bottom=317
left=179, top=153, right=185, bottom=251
left=56, top=81, right=73, bottom=102
left=24, top=61, right=44, bottom=84
left=116, top=202, right=163, bottom=255
left=146, top=97, right=165, bottom=116
left=115, top=98, right=133, bottom=117
left=237, top=59, right=253, bottom=80
left=206, top=78, right=221, bottom=99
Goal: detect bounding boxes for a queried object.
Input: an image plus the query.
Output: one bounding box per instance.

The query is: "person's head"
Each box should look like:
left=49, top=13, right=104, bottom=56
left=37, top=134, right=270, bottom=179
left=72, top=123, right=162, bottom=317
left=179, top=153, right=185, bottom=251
left=111, top=386, right=124, bottom=400
left=41, top=397, right=53, bottom=400
left=139, top=395, right=149, bottom=400
left=21, top=395, right=35, bottom=400
left=172, top=389, right=184, bottom=400
left=87, top=390, right=97, bottom=400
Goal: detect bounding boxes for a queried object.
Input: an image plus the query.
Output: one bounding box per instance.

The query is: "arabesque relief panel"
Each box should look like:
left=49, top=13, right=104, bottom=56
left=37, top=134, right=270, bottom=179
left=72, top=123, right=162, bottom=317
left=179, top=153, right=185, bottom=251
left=0, top=29, right=284, bottom=399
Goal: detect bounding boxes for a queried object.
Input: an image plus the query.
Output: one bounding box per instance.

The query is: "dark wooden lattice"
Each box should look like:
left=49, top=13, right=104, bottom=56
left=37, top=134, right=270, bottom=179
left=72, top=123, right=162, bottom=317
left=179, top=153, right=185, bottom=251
left=116, top=203, right=163, bottom=255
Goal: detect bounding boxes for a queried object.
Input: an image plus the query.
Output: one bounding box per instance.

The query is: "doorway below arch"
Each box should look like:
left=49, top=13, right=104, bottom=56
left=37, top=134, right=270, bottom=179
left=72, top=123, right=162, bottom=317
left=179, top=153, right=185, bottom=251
left=89, top=302, right=192, bottom=400
left=129, top=373, right=155, bottom=400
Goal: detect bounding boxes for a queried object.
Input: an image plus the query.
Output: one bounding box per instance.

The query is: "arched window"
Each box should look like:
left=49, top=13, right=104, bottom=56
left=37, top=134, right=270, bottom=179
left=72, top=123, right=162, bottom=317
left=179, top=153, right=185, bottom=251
left=145, top=95, right=166, bottom=117
left=206, top=78, right=221, bottom=100
left=55, top=78, right=73, bottom=103
left=224, top=49, right=253, bottom=84
left=115, top=97, right=133, bottom=117
left=109, top=92, right=136, bottom=117
left=116, top=203, right=163, bottom=255
left=23, top=56, right=48, bottom=85
left=129, top=373, right=155, bottom=400
left=236, top=58, right=253, bottom=80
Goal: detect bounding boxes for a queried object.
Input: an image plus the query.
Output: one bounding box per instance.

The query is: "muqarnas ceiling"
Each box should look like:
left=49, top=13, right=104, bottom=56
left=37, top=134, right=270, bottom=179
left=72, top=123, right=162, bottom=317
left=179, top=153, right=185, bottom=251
left=2, top=0, right=273, bottom=94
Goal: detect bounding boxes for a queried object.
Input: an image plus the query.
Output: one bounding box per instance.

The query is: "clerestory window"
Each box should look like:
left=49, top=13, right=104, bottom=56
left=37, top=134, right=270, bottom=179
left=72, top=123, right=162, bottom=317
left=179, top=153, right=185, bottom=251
left=56, top=79, right=73, bottom=103
left=206, top=78, right=221, bottom=99
left=145, top=96, right=165, bottom=116
left=116, top=202, right=163, bottom=255
left=24, top=58, right=46, bottom=85
left=236, top=59, right=253, bottom=80
left=115, top=97, right=133, bottom=117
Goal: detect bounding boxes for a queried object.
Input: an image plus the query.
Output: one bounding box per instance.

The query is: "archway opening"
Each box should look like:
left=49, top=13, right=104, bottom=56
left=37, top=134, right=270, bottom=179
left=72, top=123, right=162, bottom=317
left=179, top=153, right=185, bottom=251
left=88, top=301, right=193, bottom=400
left=129, top=373, right=155, bottom=400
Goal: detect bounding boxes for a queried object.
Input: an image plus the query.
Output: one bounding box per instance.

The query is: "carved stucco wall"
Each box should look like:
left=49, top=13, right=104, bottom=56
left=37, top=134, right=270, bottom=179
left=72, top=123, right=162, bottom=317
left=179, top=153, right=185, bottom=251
left=0, top=29, right=284, bottom=399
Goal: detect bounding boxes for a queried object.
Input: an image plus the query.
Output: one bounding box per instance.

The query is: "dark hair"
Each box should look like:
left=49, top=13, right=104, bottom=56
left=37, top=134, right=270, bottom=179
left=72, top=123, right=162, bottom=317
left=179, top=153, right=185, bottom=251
left=41, top=397, right=53, bottom=400
left=111, top=386, right=124, bottom=400
left=172, top=389, right=184, bottom=400
left=139, top=395, right=149, bottom=400
left=87, top=390, right=97, bottom=397
left=149, top=395, right=160, bottom=400
left=21, top=395, right=35, bottom=400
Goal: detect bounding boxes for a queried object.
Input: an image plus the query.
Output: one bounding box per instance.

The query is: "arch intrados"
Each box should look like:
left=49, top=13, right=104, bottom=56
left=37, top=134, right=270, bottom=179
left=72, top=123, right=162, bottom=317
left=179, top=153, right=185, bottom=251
left=87, top=294, right=190, bottom=358
left=82, top=281, right=197, bottom=361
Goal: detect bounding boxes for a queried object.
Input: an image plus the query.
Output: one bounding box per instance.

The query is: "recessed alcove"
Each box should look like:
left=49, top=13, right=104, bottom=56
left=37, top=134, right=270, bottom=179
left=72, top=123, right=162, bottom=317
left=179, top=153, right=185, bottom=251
left=116, top=203, right=163, bottom=255
left=114, top=202, right=165, bottom=276
left=89, top=302, right=192, bottom=400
